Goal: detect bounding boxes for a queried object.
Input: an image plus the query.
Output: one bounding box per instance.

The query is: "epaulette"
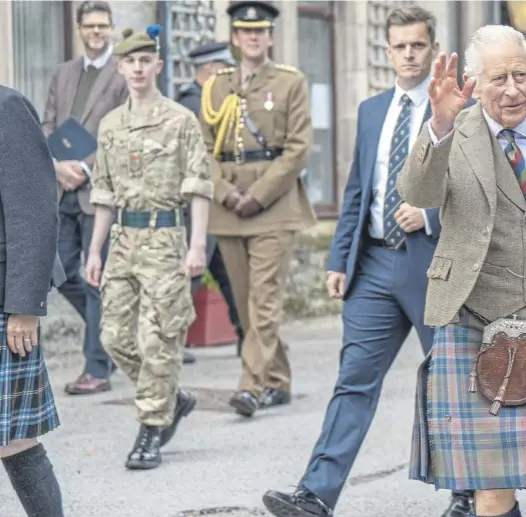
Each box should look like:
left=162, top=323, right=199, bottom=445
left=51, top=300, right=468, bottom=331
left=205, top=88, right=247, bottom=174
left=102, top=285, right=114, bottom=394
left=217, top=67, right=236, bottom=76
left=275, top=63, right=299, bottom=74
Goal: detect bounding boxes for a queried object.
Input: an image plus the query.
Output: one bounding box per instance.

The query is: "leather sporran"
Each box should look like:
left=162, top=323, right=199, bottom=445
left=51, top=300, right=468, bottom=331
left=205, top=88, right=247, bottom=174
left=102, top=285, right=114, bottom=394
left=469, top=316, right=526, bottom=416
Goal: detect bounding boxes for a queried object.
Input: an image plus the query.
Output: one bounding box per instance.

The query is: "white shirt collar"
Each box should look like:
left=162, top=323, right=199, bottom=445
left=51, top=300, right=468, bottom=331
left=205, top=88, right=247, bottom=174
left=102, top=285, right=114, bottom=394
left=393, top=76, right=431, bottom=108
left=83, top=45, right=113, bottom=71
left=482, top=107, right=526, bottom=139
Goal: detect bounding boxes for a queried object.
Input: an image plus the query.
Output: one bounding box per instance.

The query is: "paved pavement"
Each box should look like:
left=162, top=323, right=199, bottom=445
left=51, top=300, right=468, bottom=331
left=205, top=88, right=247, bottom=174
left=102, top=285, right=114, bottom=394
left=3, top=313, right=525, bottom=516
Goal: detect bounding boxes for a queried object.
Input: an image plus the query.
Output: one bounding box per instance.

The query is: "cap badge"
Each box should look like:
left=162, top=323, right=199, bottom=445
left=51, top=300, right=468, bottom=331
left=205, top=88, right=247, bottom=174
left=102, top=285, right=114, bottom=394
left=246, top=7, right=257, bottom=19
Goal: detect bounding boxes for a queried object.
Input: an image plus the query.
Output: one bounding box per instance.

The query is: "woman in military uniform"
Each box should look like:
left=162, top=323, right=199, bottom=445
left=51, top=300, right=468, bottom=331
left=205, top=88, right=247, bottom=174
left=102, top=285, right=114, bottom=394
left=200, top=0, right=316, bottom=417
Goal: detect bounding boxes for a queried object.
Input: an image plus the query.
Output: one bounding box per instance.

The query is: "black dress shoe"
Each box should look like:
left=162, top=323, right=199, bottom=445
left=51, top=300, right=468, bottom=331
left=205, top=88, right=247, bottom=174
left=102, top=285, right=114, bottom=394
left=441, top=493, right=472, bottom=517
left=125, top=424, right=162, bottom=470
left=263, top=488, right=333, bottom=517
left=160, top=389, right=196, bottom=447
left=228, top=390, right=258, bottom=417
left=260, top=388, right=291, bottom=409
left=183, top=351, right=197, bottom=364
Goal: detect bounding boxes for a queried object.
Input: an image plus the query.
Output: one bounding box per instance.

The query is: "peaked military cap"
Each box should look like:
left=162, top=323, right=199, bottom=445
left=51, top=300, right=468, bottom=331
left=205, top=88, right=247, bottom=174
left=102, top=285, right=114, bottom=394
left=188, top=41, right=237, bottom=67
left=113, top=25, right=163, bottom=57
left=227, top=1, right=280, bottom=29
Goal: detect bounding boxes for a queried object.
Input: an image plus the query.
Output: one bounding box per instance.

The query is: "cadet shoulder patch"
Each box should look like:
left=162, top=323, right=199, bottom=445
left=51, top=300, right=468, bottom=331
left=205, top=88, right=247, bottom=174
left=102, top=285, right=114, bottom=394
left=275, top=63, right=299, bottom=74
left=217, top=66, right=237, bottom=75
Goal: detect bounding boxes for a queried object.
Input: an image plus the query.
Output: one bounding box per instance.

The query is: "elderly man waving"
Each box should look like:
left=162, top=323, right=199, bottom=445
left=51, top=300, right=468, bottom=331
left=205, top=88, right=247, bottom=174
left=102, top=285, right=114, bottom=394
left=398, top=25, right=526, bottom=517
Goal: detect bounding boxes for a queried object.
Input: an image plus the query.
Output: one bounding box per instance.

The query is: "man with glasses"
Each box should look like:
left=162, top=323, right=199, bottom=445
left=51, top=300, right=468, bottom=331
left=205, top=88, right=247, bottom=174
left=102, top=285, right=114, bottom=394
left=42, top=0, right=128, bottom=396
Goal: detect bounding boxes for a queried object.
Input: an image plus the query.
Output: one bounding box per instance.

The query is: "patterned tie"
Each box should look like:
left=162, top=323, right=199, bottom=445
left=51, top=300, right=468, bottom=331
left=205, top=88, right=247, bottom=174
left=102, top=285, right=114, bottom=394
left=383, top=93, right=412, bottom=248
left=500, top=129, right=526, bottom=196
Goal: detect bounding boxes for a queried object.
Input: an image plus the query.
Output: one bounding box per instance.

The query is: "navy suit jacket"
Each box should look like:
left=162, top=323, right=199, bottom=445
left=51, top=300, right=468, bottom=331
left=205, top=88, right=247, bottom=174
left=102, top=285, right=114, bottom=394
left=327, top=88, right=473, bottom=299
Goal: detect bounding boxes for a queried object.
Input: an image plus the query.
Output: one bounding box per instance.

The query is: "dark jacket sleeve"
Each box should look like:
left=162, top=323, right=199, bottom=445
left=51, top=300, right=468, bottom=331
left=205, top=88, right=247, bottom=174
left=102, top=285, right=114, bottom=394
left=177, top=89, right=201, bottom=118
left=0, top=92, right=59, bottom=316
left=326, top=102, right=364, bottom=273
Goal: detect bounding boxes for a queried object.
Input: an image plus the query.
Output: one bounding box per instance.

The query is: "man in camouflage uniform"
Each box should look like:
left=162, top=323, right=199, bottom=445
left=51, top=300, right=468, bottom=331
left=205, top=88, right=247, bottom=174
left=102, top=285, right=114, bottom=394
left=177, top=41, right=244, bottom=359
left=85, top=25, right=212, bottom=470
left=200, top=1, right=316, bottom=418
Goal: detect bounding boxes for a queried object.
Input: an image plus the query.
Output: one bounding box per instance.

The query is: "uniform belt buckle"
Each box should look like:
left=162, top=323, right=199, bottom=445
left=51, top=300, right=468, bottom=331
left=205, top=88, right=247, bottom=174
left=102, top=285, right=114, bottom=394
left=235, top=150, right=245, bottom=165
left=149, top=211, right=158, bottom=229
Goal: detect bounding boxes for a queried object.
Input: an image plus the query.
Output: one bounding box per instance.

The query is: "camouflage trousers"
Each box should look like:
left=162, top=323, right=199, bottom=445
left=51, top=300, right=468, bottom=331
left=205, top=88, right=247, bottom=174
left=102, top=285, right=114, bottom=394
left=100, top=225, right=195, bottom=427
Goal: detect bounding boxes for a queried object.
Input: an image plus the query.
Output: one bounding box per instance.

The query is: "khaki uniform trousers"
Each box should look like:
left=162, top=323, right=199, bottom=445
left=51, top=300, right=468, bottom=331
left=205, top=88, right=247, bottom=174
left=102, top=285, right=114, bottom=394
left=217, top=231, right=293, bottom=399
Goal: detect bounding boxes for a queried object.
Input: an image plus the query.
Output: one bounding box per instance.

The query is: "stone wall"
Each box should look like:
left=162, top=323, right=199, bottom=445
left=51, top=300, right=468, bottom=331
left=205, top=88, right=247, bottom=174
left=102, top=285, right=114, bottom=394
left=283, top=233, right=340, bottom=320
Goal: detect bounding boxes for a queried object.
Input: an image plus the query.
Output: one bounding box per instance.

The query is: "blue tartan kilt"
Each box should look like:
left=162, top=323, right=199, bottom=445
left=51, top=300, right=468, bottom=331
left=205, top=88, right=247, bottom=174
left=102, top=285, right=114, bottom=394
left=0, top=313, right=60, bottom=446
left=409, top=306, right=526, bottom=491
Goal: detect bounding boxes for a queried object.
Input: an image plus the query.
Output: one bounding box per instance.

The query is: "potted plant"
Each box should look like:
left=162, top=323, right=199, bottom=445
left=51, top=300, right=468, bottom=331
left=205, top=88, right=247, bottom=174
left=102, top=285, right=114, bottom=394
left=186, top=269, right=238, bottom=347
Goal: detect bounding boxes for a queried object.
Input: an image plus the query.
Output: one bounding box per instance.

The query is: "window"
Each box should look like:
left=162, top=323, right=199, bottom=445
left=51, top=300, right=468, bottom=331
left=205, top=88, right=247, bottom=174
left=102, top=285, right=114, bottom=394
left=171, top=1, right=217, bottom=87
left=297, top=1, right=337, bottom=216
left=12, top=1, right=72, bottom=117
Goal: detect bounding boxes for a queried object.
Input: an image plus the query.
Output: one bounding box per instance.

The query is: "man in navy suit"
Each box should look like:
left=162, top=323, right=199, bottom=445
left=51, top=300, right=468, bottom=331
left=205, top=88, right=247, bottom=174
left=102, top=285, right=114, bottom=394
left=262, top=6, right=473, bottom=517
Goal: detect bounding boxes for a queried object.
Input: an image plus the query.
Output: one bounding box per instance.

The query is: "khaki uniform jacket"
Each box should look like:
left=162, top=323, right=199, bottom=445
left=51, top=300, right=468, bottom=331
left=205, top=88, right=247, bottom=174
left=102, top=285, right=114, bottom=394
left=199, top=61, right=317, bottom=236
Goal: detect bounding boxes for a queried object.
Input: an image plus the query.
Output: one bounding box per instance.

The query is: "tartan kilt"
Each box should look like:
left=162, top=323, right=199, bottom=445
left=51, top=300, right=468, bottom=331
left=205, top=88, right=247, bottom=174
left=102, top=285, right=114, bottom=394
left=0, top=313, right=60, bottom=446
left=409, top=306, right=526, bottom=490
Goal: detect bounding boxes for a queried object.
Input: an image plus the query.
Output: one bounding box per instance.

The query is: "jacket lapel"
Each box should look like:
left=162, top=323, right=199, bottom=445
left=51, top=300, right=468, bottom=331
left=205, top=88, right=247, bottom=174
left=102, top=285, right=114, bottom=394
left=64, top=58, right=83, bottom=119
left=80, top=59, right=118, bottom=124
left=244, top=61, right=275, bottom=95
left=458, top=103, right=497, bottom=214
left=362, top=89, right=394, bottom=190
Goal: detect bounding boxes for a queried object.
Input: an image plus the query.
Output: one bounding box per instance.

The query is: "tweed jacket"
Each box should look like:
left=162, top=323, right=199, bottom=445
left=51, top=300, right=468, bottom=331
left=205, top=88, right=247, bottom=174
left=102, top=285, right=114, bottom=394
left=397, top=102, right=518, bottom=327
left=42, top=56, right=128, bottom=215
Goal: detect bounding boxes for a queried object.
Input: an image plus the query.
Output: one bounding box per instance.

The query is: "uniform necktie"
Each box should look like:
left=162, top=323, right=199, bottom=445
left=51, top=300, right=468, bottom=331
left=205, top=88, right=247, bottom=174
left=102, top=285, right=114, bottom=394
left=501, top=129, right=526, bottom=196
left=383, top=93, right=412, bottom=248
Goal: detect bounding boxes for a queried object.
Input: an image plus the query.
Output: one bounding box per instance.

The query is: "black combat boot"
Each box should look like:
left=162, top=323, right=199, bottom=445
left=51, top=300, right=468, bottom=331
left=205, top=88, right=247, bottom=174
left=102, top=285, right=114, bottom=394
left=125, top=424, right=162, bottom=470
left=160, top=389, right=196, bottom=447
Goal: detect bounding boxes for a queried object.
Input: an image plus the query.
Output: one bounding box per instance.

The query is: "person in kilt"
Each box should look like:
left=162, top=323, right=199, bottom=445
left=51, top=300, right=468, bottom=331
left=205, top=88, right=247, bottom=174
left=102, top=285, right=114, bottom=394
left=0, top=86, right=66, bottom=516
left=398, top=24, right=526, bottom=517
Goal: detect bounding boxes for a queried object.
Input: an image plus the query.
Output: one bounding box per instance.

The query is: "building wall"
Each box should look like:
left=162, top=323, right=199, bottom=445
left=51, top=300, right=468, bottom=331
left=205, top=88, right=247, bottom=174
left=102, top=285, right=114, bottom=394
left=0, top=2, right=13, bottom=86
left=0, top=0, right=506, bottom=219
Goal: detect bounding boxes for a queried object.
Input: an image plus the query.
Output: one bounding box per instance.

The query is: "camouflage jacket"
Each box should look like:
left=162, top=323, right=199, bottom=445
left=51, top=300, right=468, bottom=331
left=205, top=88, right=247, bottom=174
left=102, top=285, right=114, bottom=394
left=91, top=90, right=212, bottom=211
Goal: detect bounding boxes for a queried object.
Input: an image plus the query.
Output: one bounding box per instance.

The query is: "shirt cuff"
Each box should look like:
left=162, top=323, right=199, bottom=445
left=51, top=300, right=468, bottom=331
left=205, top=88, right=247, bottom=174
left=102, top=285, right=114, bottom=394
left=90, top=187, right=115, bottom=208
left=421, top=209, right=432, bottom=236
left=181, top=177, right=214, bottom=201
left=80, top=161, right=91, bottom=178
left=427, top=121, right=454, bottom=146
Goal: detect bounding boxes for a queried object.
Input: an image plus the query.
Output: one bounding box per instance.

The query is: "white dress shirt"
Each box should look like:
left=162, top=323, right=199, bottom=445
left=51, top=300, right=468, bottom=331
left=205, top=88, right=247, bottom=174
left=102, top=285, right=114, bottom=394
left=369, top=76, right=432, bottom=239
left=83, top=44, right=113, bottom=71
left=428, top=108, right=526, bottom=156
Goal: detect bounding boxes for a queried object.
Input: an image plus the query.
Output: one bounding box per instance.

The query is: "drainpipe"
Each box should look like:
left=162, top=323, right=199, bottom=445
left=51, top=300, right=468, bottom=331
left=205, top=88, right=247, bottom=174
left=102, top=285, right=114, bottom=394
left=157, top=0, right=174, bottom=99
left=450, top=0, right=462, bottom=83
left=488, top=0, right=501, bottom=24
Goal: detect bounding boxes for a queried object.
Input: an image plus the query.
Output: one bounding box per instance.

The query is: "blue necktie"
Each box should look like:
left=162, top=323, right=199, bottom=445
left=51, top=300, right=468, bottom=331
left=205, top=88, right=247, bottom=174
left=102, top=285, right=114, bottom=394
left=383, top=94, right=412, bottom=249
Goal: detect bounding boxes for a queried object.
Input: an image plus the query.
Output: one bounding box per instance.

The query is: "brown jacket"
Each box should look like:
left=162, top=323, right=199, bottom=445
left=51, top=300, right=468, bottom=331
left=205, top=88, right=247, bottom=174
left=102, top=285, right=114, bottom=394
left=397, top=103, right=517, bottom=327
left=199, top=61, right=317, bottom=236
left=42, top=56, right=128, bottom=214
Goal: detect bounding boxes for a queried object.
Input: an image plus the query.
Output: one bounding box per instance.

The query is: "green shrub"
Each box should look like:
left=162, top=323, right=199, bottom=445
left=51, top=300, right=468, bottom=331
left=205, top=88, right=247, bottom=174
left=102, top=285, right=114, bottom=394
left=201, top=269, right=220, bottom=291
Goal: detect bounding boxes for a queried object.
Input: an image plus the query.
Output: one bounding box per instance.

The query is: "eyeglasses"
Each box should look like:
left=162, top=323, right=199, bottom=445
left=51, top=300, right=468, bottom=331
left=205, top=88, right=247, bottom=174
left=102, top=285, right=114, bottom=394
left=80, top=23, right=111, bottom=30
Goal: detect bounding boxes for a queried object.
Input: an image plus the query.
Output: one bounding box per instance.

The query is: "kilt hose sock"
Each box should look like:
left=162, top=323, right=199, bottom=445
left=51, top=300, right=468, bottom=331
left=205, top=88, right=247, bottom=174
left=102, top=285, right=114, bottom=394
left=2, top=443, right=64, bottom=517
